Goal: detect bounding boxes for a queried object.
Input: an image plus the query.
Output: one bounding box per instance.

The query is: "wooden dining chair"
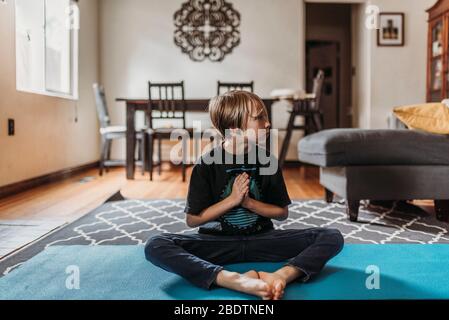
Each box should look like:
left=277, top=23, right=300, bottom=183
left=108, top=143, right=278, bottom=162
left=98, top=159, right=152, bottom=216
left=307, top=70, right=325, bottom=133
left=93, top=83, right=146, bottom=176
left=146, top=81, right=193, bottom=182
left=217, top=81, right=254, bottom=95
left=279, top=70, right=325, bottom=167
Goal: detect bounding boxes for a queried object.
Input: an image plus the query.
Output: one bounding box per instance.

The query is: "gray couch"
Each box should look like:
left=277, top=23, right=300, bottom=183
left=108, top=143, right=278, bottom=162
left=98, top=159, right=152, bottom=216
left=298, top=129, right=449, bottom=222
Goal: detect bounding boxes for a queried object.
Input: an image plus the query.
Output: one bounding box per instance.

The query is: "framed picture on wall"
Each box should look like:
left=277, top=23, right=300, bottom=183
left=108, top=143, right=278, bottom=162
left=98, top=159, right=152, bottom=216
left=377, top=13, right=405, bottom=47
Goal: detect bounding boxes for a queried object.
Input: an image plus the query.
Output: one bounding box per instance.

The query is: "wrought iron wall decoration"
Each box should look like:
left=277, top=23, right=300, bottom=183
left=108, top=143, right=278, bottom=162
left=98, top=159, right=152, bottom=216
left=174, top=0, right=241, bottom=62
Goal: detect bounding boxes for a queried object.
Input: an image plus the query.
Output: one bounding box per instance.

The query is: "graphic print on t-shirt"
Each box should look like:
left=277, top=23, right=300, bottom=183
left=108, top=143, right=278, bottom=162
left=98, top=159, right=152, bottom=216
left=219, top=167, right=262, bottom=230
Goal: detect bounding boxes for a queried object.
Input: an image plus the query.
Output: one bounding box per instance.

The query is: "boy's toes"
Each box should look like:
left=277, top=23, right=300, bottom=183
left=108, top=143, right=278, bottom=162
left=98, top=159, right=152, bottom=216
left=273, top=282, right=285, bottom=300
left=272, top=281, right=282, bottom=291
left=260, top=289, right=272, bottom=300
left=259, top=282, right=273, bottom=299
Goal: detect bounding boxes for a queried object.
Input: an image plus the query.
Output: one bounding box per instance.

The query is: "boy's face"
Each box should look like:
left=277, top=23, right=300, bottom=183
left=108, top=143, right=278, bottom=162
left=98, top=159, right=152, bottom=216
left=244, top=105, right=271, bottom=144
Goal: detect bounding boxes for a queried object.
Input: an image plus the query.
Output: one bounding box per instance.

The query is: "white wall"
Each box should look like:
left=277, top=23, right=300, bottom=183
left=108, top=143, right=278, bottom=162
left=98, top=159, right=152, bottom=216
left=368, top=0, right=436, bottom=128
left=0, top=0, right=100, bottom=187
left=100, top=0, right=305, bottom=160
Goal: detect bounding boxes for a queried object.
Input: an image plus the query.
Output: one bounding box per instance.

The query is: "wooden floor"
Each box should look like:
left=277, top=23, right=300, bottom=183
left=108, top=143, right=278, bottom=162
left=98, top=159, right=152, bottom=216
left=0, top=165, right=322, bottom=258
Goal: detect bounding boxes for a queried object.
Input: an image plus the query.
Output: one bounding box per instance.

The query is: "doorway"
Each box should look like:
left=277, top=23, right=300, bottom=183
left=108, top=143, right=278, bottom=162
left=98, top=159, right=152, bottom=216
left=306, top=3, right=353, bottom=129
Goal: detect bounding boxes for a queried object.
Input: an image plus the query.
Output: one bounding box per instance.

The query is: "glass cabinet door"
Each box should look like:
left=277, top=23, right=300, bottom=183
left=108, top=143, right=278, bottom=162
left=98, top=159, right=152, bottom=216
left=446, top=15, right=449, bottom=99
left=430, top=58, right=443, bottom=101
left=430, top=20, right=444, bottom=101
left=432, top=59, right=443, bottom=89
left=432, top=21, right=443, bottom=57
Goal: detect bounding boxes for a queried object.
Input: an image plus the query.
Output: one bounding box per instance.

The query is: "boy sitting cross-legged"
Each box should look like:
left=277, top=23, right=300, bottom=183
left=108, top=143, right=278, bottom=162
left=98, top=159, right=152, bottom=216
left=145, top=91, right=344, bottom=300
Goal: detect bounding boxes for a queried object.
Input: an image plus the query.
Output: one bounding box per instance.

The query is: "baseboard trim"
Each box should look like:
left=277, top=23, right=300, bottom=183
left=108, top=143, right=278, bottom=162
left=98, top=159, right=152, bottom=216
left=0, top=161, right=99, bottom=200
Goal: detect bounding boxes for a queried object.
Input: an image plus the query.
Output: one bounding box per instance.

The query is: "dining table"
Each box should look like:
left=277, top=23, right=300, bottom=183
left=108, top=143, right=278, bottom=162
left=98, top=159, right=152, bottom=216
left=116, top=97, right=277, bottom=180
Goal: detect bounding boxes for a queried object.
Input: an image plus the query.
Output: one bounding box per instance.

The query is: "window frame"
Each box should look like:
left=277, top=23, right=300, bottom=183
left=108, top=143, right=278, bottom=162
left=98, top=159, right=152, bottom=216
left=15, top=0, right=79, bottom=100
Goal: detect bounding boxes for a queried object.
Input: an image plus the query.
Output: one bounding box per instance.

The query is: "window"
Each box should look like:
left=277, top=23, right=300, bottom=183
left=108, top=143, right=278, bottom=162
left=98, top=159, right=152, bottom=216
left=15, top=0, right=79, bottom=99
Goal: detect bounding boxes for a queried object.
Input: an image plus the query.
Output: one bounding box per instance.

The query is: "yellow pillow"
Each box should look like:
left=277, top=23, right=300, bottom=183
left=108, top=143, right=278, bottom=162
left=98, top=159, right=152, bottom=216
left=393, top=103, right=449, bottom=134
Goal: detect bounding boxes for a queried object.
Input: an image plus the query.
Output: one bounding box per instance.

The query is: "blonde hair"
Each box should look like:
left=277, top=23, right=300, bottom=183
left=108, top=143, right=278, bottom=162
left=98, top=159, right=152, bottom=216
left=208, top=90, right=268, bottom=139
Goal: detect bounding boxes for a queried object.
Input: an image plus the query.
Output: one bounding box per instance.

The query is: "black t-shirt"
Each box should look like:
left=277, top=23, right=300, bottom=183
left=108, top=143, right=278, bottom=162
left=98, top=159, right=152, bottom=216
left=184, top=145, right=292, bottom=236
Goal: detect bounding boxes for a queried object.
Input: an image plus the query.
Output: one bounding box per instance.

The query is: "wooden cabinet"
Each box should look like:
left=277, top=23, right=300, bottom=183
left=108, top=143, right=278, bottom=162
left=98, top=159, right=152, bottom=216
left=427, top=0, right=449, bottom=102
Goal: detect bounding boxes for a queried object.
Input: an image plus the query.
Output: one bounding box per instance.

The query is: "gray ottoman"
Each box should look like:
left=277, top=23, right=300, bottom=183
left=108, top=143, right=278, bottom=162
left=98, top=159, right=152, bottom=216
left=298, top=129, right=449, bottom=222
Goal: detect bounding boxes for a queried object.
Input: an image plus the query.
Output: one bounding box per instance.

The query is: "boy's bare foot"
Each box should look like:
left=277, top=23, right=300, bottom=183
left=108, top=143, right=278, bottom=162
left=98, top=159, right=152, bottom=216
left=216, top=270, right=271, bottom=300
left=258, top=272, right=287, bottom=300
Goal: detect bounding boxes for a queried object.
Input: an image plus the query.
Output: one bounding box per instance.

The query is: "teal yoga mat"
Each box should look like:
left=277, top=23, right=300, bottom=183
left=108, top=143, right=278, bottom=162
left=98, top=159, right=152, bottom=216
left=1, top=245, right=448, bottom=300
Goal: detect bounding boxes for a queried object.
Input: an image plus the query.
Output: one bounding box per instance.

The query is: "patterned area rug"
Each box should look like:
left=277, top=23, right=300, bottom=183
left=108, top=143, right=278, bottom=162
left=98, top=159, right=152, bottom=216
left=1, top=198, right=449, bottom=277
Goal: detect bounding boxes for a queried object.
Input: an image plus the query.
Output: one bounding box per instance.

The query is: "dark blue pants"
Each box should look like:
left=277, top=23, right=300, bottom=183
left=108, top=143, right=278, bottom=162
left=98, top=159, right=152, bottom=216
left=145, top=228, right=344, bottom=289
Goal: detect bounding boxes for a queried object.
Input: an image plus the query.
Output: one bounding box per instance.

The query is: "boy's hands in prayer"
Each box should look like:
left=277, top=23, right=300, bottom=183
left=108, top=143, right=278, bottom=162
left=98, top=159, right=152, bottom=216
left=229, top=173, right=250, bottom=207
